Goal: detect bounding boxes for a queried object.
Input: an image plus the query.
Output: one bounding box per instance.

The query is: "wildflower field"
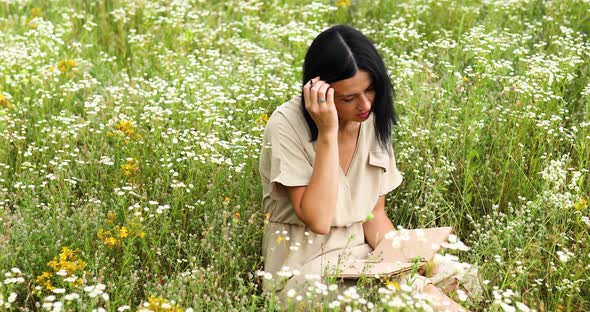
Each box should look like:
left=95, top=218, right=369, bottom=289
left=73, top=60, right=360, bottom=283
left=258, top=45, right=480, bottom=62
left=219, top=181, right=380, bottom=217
left=1, top=0, right=589, bottom=310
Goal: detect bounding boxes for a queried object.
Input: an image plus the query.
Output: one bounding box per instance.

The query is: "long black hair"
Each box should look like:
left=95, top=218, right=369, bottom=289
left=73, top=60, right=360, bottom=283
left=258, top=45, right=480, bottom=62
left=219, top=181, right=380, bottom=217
left=301, top=24, right=396, bottom=150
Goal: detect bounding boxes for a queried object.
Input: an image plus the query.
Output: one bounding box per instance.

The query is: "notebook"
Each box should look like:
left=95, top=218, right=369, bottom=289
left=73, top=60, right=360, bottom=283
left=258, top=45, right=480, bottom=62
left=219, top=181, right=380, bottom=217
left=337, top=227, right=453, bottom=279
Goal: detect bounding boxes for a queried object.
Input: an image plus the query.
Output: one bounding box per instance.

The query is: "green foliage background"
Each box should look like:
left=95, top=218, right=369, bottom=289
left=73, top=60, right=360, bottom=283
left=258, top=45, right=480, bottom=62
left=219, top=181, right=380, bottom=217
left=0, top=0, right=589, bottom=310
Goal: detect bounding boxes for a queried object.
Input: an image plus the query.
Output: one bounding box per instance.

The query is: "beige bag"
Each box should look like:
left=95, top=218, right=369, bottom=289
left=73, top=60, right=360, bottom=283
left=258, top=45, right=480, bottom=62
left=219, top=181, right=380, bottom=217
left=337, top=227, right=453, bottom=279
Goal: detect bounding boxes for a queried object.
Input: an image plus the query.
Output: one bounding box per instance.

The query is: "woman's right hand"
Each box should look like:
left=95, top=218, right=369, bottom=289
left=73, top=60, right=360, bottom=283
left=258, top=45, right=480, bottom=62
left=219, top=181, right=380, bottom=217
left=303, top=77, right=338, bottom=135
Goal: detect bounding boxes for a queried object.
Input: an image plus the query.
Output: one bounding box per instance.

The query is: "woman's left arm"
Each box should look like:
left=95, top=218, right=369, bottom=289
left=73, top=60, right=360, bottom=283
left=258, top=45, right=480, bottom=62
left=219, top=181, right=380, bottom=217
left=363, top=196, right=396, bottom=249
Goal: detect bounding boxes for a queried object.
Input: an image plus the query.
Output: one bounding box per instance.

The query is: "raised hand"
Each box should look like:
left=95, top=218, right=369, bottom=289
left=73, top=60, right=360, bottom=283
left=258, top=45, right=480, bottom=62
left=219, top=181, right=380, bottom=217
left=303, top=77, right=338, bottom=135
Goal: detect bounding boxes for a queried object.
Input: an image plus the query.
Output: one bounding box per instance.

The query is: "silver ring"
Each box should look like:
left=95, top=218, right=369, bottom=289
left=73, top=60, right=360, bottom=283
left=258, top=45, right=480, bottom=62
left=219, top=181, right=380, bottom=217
left=318, top=98, right=326, bottom=104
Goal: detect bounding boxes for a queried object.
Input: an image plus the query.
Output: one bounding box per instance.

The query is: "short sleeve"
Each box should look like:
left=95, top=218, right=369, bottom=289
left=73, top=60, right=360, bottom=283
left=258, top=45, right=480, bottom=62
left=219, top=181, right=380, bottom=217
left=382, top=149, right=403, bottom=195
left=262, top=113, right=313, bottom=199
left=369, top=147, right=403, bottom=196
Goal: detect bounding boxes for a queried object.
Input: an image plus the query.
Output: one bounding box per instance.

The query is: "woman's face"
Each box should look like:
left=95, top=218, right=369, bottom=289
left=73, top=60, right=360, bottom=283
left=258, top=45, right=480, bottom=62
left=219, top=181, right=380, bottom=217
left=330, top=70, right=375, bottom=124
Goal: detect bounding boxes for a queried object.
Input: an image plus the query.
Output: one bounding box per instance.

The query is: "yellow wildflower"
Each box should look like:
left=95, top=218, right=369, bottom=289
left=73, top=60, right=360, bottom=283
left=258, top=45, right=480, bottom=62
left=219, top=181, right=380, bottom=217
left=61, top=261, right=78, bottom=274
left=147, top=296, right=184, bottom=312
left=31, top=7, right=42, bottom=17
left=59, top=246, right=74, bottom=262
left=121, top=158, right=139, bottom=176
left=25, top=8, right=42, bottom=29
left=125, top=219, right=147, bottom=239
left=57, top=59, right=77, bottom=74
left=574, top=197, right=587, bottom=211
left=97, top=228, right=109, bottom=240
left=0, top=94, right=12, bottom=109
left=385, top=280, right=400, bottom=291
left=260, top=113, right=269, bottom=125
left=35, top=247, right=88, bottom=294
left=37, top=246, right=87, bottom=291
left=99, top=227, right=128, bottom=248
left=114, top=120, right=135, bottom=137
left=36, top=271, right=52, bottom=283
left=111, top=120, right=140, bottom=145
left=224, top=196, right=230, bottom=204
left=336, top=0, right=352, bottom=8
left=47, top=259, right=59, bottom=271
left=106, top=236, right=119, bottom=248
left=44, top=280, right=55, bottom=291
left=54, top=247, right=86, bottom=274
left=107, top=212, right=117, bottom=224
left=119, top=226, right=129, bottom=238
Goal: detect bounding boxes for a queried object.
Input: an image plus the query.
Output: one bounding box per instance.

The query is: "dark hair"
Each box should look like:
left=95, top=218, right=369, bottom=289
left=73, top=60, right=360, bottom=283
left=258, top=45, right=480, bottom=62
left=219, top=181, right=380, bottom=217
left=301, top=24, right=396, bottom=150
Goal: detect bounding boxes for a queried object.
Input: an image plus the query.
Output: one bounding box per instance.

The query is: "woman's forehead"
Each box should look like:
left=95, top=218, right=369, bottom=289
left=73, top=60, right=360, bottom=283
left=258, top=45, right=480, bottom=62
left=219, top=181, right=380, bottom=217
left=332, top=70, right=372, bottom=96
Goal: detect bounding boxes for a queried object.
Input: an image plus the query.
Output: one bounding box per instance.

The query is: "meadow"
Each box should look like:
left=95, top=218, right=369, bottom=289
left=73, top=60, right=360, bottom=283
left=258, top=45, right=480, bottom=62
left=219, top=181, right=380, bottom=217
left=1, top=0, right=589, bottom=310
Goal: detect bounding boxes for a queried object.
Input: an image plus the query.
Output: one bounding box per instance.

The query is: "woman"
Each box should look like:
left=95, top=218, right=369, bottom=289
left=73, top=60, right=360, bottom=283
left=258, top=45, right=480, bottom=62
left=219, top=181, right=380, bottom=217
left=259, top=25, right=476, bottom=310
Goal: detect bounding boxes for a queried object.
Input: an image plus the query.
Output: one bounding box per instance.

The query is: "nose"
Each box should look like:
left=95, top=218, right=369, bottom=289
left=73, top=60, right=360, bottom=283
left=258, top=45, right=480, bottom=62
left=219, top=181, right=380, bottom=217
left=359, top=93, right=371, bottom=111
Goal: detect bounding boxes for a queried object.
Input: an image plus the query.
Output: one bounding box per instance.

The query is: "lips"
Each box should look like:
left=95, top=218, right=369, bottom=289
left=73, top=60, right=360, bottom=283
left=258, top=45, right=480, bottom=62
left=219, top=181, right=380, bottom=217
left=357, top=111, right=370, bottom=120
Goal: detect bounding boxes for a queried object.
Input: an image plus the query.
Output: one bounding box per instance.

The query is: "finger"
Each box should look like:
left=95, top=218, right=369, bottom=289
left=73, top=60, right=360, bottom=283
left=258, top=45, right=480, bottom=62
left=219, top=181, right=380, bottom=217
left=312, top=76, right=320, bottom=85
left=317, top=83, right=330, bottom=105
left=327, top=87, right=335, bottom=106
left=303, top=79, right=311, bottom=109
left=305, top=78, right=322, bottom=111
left=311, top=80, right=326, bottom=106
left=308, top=76, right=320, bottom=92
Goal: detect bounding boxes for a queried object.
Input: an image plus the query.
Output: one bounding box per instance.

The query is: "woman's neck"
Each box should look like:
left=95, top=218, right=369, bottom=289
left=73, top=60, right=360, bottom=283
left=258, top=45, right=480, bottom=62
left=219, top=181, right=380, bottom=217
left=338, top=120, right=360, bottom=137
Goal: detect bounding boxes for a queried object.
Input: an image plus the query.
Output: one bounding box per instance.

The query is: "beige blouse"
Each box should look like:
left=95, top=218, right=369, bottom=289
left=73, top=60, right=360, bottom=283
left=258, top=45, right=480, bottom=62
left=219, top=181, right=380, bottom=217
left=259, top=96, right=403, bottom=293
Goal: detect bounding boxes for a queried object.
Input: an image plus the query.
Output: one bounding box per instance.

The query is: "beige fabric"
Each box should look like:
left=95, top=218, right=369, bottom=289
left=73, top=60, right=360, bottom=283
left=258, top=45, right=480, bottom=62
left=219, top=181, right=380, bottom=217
left=259, top=96, right=403, bottom=295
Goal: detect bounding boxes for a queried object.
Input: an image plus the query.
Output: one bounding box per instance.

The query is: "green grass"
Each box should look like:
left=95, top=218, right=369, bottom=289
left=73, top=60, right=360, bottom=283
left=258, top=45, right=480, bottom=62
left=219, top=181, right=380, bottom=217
left=1, top=0, right=589, bottom=310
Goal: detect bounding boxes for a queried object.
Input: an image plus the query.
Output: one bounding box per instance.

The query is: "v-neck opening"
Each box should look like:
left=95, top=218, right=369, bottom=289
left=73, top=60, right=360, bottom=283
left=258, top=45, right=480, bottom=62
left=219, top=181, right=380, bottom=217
left=341, top=123, right=362, bottom=177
